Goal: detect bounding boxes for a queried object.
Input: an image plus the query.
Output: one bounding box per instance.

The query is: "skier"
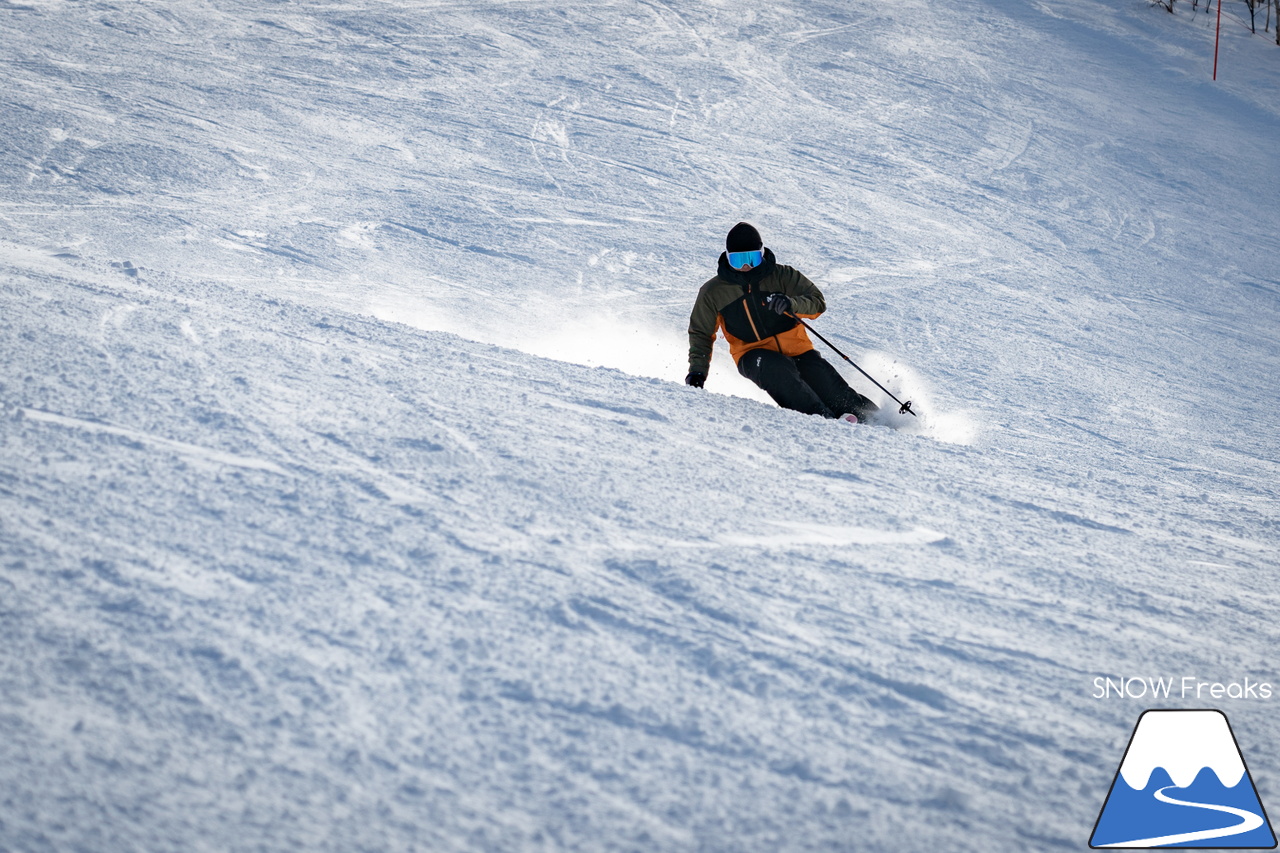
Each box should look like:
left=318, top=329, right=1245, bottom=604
left=685, top=222, right=878, bottom=423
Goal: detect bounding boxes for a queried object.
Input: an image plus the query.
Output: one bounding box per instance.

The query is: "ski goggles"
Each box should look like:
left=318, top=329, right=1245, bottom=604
left=727, top=248, right=763, bottom=269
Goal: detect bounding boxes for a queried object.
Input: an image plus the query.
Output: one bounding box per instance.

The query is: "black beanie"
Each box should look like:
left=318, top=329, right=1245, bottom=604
left=726, top=222, right=763, bottom=252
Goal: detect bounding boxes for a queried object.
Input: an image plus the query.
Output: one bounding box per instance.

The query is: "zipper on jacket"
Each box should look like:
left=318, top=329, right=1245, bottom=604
left=741, top=281, right=763, bottom=341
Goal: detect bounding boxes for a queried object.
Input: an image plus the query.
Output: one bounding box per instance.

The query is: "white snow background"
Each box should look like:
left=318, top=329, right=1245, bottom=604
left=2, top=0, right=1279, bottom=850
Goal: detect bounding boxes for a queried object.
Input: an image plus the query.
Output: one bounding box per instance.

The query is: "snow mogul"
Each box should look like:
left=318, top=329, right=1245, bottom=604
left=685, top=222, right=878, bottom=424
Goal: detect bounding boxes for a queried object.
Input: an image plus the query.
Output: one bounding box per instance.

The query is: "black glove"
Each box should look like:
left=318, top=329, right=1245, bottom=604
left=685, top=370, right=707, bottom=388
left=766, top=293, right=792, bottom=315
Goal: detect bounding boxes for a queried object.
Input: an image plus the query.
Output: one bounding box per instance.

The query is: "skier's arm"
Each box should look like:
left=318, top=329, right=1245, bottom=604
left=687, top=286, right=719, bottom=375
left=785, top=270, right=826, bottom=319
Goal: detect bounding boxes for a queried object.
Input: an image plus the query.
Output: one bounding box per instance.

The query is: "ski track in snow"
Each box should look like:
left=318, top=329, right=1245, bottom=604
left=2, top=0, right=1280, bottom=850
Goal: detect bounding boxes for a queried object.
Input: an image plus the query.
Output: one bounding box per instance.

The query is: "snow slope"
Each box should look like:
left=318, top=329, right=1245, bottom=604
left=2, top=0, right=1279, bottom=850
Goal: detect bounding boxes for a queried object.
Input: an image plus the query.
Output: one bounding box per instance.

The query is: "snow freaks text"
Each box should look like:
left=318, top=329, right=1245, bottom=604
left=1092, top=677, right=1274, bottom=701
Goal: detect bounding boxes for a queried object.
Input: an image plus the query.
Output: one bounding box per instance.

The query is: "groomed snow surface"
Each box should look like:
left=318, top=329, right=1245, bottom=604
left=2, top=0, right=1279, bottom=850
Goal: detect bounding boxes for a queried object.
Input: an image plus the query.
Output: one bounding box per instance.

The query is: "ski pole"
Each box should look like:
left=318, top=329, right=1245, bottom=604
left=785, top=313, right=918, bottom=417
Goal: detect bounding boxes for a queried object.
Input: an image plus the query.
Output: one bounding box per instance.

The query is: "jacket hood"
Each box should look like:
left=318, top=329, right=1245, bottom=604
left=717, top=247, right=777, bottom=287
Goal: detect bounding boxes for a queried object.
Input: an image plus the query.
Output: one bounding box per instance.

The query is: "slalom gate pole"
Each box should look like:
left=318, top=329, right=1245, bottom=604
left=785, top=313, right=918, bottom=417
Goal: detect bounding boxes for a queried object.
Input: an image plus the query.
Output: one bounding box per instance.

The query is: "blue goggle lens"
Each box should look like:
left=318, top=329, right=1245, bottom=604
left=727, top=249, right=763, bottom=268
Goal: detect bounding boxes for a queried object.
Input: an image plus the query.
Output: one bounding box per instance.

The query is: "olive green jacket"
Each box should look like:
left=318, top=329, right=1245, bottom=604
left=687, top=249, right=825, bottom=374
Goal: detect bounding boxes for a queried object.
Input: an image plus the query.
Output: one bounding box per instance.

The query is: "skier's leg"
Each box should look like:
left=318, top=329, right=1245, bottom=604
left=737, top=349, right=834, bottom=417
left=794, top=350, right=880, bottom=420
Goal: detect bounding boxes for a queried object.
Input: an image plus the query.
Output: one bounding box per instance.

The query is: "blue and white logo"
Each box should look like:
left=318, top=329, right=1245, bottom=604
left=1091, top=710, right=1276, bottom=848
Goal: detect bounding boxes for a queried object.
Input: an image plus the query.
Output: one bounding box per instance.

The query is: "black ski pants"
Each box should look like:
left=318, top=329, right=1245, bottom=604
left=738, top=348, right=878, bottom=420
